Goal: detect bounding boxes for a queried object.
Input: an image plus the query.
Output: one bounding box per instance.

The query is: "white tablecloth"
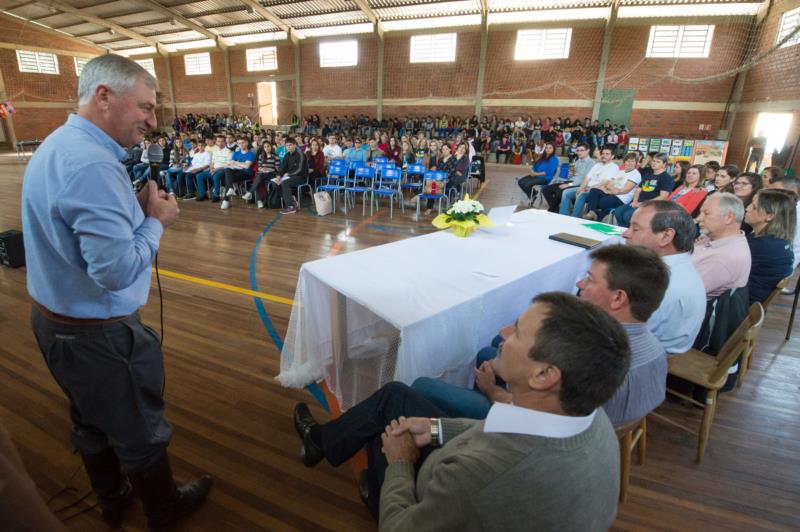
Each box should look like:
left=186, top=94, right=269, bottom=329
left=277, top=209, right=618, bottom=409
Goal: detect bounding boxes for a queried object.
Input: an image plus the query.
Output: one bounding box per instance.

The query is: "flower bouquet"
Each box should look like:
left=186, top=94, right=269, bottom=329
left=432, top=194, right=493, bottom=237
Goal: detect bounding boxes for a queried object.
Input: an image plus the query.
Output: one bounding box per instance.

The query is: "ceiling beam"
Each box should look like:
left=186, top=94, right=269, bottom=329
left=39, top=0, right=169, bottom=54
left=236, top=0, right=302, bottom=43
left=351, top=0, right=383, bottom=38
left=125, top=0, right=227, bottom=49
left=0, top=10, right=109, bottom=53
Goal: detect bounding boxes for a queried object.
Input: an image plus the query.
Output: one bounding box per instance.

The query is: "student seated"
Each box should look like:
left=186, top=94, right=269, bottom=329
left=293, top=292, right=630, bottom=530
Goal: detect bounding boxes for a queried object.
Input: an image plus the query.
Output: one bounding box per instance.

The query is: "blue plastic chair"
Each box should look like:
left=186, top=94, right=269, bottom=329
left=345, top=166, right=376, bottom=215
left=417, top=171, right=448, bottom=218
left=559, top=162, right=570, bottom=180
left=373, top=156, right=389, bottom=165
left=317, top=164, right=347, bottom=213
left=371, top=167, right=404, bottom=218
left=402, top=163, right=426, bottom=194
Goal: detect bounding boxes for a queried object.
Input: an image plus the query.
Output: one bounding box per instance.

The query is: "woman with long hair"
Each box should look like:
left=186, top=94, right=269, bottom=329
left=426, top=140, right=441, bottom=170
left=306, top=138, right=325, bottom=190
left=733, top=172, right=763, bottom=210
left=744, top=189, right=796, bottom=303
left=671, top=160, right=689, bottom=186
left=385, top=136, right=402, bottom=165
left=517, top=142, right=559, bottom=201
left=243, top=140, right=278, bottom=208
left=668, top=164, right=708, bottom=215
left=400, top=139, right=415, bottom=168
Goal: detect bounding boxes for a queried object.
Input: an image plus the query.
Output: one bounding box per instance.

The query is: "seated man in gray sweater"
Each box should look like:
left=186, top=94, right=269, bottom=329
left=412, top=244, right=670, bottom=427
left=293, top=292, right=630, bottom=531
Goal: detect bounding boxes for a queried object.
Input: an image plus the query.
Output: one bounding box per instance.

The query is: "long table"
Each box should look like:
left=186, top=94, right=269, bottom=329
left=277, top=209, right=617, bottom=409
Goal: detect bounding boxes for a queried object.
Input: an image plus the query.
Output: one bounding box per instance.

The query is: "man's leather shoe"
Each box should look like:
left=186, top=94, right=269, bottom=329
left=293, top=403, right=323, bottom=467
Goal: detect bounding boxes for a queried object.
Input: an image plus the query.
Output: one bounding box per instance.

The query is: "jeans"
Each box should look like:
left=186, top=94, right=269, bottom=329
left=571, top=191, right=591, bottom=217
left=164, top=168, right=183, bottom=194
left=585, top=189, right=623, bottom=217
left=195, top=169, right=225, bottom=199
left=559, top=187, right=580, bottom=215
left=317, top=382, right=444, bottom=517
left=31, top=307, right=171, bottom=472
left=614, top=204, right=636, bottom=227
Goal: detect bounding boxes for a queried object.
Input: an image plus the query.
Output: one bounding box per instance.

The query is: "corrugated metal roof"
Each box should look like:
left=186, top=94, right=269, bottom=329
left=4, top=3, right=61, bottom=21
left=81, top=0, right=148, bottom=18
left=209, top=21, right=280, bottom=35
left=376, top=1, right=481, bottom=20
left=59, top=22, right=111, bottom=37
left=169, top=0, right=236, bottom=17
left=487, top=0, right=611, bottom=11
left=287, top=10, right=369, bottom=29
left=269, top=0, right=358, bottom=18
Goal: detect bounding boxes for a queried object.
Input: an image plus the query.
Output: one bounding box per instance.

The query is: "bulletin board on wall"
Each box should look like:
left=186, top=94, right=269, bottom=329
left=626, top=137, right=728, bottom=165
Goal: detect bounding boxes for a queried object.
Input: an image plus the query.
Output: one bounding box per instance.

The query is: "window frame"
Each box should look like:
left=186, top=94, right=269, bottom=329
left=134, top=58, right=157, bottom=78
left=246, top=46, right=279, bottom=71
left=319, top=40, right=358, bottom=68
left=409, top=33, right=457, bottom=63
left=184, top=52, right=212, bottom=75
left=645, top=24, right=715, bottom=59
left=514, top=28, right=573, bottom=61
left=74, top=56, right=90, bottom=76
left=16, top=50, right=59, bottom=75
left=777, top=6, right=800, bottom=48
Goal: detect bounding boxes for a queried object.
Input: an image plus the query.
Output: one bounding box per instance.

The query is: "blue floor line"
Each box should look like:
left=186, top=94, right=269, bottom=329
left=248, top=214, right=329, bottom=412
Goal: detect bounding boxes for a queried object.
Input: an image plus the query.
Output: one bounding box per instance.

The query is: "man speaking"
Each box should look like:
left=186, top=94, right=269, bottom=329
left=21, top=55, right=211, bottom=529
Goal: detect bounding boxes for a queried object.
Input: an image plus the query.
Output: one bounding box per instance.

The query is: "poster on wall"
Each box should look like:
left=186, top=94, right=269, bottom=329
left=649, top=138, right=662, bottom=153
left=692, top=140, right=729, bottom=165
left=660, top=138, right=672, bottom=153
left=638, top=138, right=649, bottom=152
left=670, top=139, right=682, bottom=156
left=682, top=140, right=695, bottom=158
left=629, top=137, right=639, bottom=150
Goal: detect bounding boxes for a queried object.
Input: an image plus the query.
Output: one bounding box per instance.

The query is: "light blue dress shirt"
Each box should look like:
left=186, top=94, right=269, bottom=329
left=647, top=252, right=706, bottom=353
left=22, top=113, right=164, bottom=318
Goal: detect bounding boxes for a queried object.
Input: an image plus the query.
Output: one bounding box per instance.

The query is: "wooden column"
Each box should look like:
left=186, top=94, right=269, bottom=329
left=474, top=6, right=489, bottom=118
left=223, top=48, right=234, bottom=116
left=293, top=40, right=302, bottom=120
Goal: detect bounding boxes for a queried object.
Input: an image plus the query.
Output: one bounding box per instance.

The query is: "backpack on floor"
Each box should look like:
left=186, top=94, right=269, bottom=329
left=267, top=185, right=283, bottom=209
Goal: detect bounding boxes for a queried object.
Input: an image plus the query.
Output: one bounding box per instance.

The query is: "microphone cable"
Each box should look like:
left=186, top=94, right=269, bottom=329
left=154, top=252, right=164, bottom=346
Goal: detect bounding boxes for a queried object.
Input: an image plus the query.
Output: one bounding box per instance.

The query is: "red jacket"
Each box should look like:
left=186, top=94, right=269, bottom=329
left=306, top=150, right=325, bottom=175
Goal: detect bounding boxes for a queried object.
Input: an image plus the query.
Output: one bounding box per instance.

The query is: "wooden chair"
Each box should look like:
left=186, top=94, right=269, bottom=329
left=614, top=417, right=646, bottom=502
left=650, top=303, right=764, bottom=463
left=739, top=276, right=791, bottom=385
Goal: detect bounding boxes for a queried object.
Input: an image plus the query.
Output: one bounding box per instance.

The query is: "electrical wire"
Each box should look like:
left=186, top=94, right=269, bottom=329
left=155, top=252, right=164, bottom=346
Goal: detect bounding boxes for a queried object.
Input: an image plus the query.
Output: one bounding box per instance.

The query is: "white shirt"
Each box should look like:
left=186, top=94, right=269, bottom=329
left=484, top=402, right=596, bottom=438
left=186, top=150, right=210, bottom=171
left=584, top=161, right=620, bottom=189
left=323, top=144, right=342, bottom=159
left=611, top=168, right=641, bottom=204
left=647, top=252, right=706, bottom=353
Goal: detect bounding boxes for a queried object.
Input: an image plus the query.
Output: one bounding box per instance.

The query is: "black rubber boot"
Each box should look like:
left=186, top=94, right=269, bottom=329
left=128, top=452, right=213, bottom=530
left=80, top=448, right=133, bottom=527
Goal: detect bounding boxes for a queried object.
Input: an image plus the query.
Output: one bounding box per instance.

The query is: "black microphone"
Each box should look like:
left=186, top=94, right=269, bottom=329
left=147, top=143, right=165, bottom=190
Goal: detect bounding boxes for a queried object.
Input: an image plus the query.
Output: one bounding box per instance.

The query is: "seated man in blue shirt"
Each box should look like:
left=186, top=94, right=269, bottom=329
left=21, top=55, right=211, bottom=530
left=344, top=137, right=369, bottom=164
left=412, top=245, right=669, bottom=425
left=220, top=136, right=255, bottom=210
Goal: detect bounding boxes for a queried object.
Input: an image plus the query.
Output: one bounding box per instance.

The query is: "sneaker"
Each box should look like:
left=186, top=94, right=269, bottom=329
left=225, top=187, right=235, bottom=197
left=221, top=200, right=230, bottom=210
left=182, top=193, right=195, bottom=200
left=242, top=192, right=253, bottom=201
left=582, top=211, right=598, bottom=221
left=280, top=206, right=297, bottom=215
left=211, top=196, right=220, bottom=203
left=257, top=200, right=264, bottom=209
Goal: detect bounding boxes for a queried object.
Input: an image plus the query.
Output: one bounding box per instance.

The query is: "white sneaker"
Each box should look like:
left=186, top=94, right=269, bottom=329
left=242, top=191, right=253, bottom=201
left=221, top=200, right=230, bottom=209
left=225, top=187, right=235, bottom=197
left=257, top=200, right=264, bottom=209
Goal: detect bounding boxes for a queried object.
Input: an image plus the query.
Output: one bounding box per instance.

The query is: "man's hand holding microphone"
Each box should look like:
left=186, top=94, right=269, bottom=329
left=138, top=180, right=180, bottom=228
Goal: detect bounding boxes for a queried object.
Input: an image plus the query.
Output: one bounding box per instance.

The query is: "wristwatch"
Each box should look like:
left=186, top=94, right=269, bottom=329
left=429, top=418, right=441, bottom=447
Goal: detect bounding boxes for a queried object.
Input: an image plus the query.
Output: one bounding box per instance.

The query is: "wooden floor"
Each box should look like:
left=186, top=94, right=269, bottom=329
left=1, top=151, right=798, bottom=531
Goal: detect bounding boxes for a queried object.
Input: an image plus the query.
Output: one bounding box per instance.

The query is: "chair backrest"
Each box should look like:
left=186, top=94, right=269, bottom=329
left=761, top=276, right=792, bottom=313
left=433, top=170, right=448, bottom=181
left=374, top=156, right=389, bottom=164
left=407, top=164, right=426, bottom=175
left=708, top=303, right=764, bottom=385
left=424, top=171, right=446, bottom=182
left=328, top=165, right=347, bottom=177
left=349, top=160, right=366, bottom=170
left=382, top=167, right=402, bottom=181
left=354, top=166, right=376, bottom=179
left=329, top=159, right=347, bottom=168
left=415, top=157, right=425, bottom=165
left=560, top=162, right=571, bottom=179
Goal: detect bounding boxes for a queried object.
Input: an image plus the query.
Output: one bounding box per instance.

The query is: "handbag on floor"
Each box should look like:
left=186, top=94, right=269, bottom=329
left=267, top=185, right=283, bottom=209
left=313, top=191, right=333, bottom=216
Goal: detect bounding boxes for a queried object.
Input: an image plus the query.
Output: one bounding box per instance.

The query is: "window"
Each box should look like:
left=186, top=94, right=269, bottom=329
left=514, top=28, right=572, bottom=60
left=16, top=50, right=59, bottom=74
left=134, top=58, right=157, bottom=78
left=319, top=40, right=358, bottom=67
left=74, top=56, right=90, bottom=76
left=410, top=33, right=457, bottom=63
left=777, top=6, right=800, bottom=48
left=646, top=25, right=714, bottom=58
left=184, top=52, right=211, bottom=75
left=246, top=46, right=278, bottom=71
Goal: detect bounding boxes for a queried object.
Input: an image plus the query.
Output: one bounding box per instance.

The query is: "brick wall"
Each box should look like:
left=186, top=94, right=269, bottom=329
left=300, top=36, right=378, bottom=101
left=170, top=50, right=228, bottom=105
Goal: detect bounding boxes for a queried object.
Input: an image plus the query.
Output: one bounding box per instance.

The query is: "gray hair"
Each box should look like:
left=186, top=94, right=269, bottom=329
left=709, top=192, right=745, bottom=224
left=639, top=199, right=696, bottom=253
left=78, top=54, right=157, bottom=105
left=652, top=152, right=669, bottom=165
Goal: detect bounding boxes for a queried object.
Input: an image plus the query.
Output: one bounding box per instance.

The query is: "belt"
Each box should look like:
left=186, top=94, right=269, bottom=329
left=32, top=300, right=132, bottom=326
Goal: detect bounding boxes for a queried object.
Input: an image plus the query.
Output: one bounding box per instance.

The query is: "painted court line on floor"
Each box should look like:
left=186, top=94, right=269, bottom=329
left=153, top=267, right=294, bottom=306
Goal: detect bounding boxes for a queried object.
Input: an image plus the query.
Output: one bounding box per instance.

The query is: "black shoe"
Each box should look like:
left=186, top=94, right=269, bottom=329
left=80, top=449, right=134, bottom=528
left=195, top=194, right=207, bottom=202
left=182, top=193, right=194, bottom=200
left=211, top=196, right=220, bottom=203
left=293, top=403, right=323, bottom=467
left=128, top=453, right=213, bottom=530
left=358, top=469, right=378, bottom=522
